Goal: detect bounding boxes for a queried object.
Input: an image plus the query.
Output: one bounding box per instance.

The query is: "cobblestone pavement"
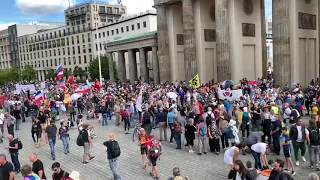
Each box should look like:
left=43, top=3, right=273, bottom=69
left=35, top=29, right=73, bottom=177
left=0, top=115, right=316, bottom=180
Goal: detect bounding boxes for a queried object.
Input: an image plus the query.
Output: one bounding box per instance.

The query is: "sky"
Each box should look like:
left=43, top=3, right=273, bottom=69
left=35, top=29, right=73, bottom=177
left=0, top=0, right=272, bottom=31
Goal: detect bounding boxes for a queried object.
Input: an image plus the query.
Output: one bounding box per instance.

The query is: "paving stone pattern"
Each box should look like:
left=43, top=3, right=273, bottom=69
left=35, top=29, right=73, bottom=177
left=0, top=115, right=315, bottom=180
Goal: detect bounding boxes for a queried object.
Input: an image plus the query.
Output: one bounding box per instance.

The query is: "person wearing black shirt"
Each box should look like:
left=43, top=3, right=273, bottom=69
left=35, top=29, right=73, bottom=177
left=51, top=162, right=69, bottom=180
left=31, top=117, right=43, bottom=147
left=271, top=115, right=282, bottom=155
left=4, top=134, right=20, bottom=173
left=0, top=154, right=14, bottom=180
left=103, top=133, right=121, bottom=180
left=81, top=124, right=94, bottom=165
left=45, top=120, right=58, bottom=160
left=12, top=105, right=21, bottom=131
left=29, top=153, right=46, bottom=179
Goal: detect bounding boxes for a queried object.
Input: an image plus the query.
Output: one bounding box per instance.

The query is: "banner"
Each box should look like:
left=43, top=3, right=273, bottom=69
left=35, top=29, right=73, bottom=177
left=218, top=89, right=243, bottom=101
left=189, top=74, right=200, bottom=88
left=15, top=84, right=36, bottom=94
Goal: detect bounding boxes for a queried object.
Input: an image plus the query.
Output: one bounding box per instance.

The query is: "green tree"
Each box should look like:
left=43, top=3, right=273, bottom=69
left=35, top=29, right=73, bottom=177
left=22, top=65, right=37, bottom=81
left=88, top=55, right=116, bottom=80
left=0, top=69, right=9, bottom=85
left=7, top=67, right=20, bottom=82
left=77, top=67, right=86, bottom=79
left=63, top=69, right=71, bottom=78
left=45, top=69, right=56, bottom=80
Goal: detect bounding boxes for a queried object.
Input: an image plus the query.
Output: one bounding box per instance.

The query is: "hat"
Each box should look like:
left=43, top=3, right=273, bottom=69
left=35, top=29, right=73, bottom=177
left=229, top=119, right=236, bottom=126
left=108, top=133, right=115, bottom=140
left=69, top=171, right=80, bottom=180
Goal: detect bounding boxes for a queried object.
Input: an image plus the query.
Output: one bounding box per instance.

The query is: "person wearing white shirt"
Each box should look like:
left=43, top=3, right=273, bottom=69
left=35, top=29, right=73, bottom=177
left=0, top=109, right=4, bottom=137
left=289, top=119, right=310, bottom=166
left=251, top=142, right=269, bottom=169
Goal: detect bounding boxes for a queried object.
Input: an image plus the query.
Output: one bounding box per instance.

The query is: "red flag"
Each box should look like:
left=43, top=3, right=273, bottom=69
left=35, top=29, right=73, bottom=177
left=67, top=75, right=75, bottom=84
left=93, top=79, right=101, bottom=91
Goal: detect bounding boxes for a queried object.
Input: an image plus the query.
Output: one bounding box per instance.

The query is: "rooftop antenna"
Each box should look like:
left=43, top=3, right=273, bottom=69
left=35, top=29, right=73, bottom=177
left=117, top=0, right=122, bottom=5
left=68, top=0, right=71, bottom=8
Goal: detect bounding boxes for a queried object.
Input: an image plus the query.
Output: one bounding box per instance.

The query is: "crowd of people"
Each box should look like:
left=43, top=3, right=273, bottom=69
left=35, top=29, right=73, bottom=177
left=2, top=78, right=320, bottom=179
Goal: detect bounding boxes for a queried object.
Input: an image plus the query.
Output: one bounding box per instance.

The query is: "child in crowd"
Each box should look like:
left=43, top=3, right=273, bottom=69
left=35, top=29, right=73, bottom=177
left=88, top=124, right=97, bottom=139
left=246, top=161, right=258, bottom=180
left=282, top=127, right=295, bottom=176
left=311, top=102, right=319, bottom=119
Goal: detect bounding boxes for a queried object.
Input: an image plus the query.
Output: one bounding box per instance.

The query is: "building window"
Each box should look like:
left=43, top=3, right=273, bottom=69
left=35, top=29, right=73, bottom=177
left=63, top=48, right=65, bottom=55
left=72, top=37, right=74, bottom=44
left=50, top=59, right=53, bottom=66
left=72, top=47, right=75, bottom=54
left=103, top=32, right=105, bottom=37
left=83, top=45, right=86, bottom=53
left=116, top=29, right=119, bottom=34
left=96, top=44, right=98, bottom=51
left=95, top=34, right=97, bottom=39
left=73, top=57, right=76, bottom=64
left=131, top=25, right=134, bottom=30
left=78, top=46, right=80, bottom=53
left=84, top=55, right=87, bottom=63
left=54, top=59, right=57, bottom=66
left=126, top=26, right=129, bottom=32
left=63, top=58, right=66, bottom=66
left=121, top=27, right=124, bottom=33
left=76, top=36, right=79, bottom=44
left=78, top=56, right=81, bottom=64
left=143, top=21, right=147, bottom=28
left=88, top=33, right=91, bottom=42
left=99, top=43, right=102, bottom=50
left=137, top=23, right=140, bottom=29
left=68, top=57, right=71, bottom=65
left=58, top=49, right=60, bottom=56
left=99, top=33, right=101, bottom=38
left=111, top=30, right=114, bottom=35
left=67, top=38, right=69, bottom=46
left=107, top=31, right=109, bottom=36
left=82, top=34, right=85, bottom=43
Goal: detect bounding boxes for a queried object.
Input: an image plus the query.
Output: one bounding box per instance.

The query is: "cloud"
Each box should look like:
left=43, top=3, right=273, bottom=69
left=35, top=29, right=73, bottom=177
left=0, top=22, right=16, bottom=31
left=122, top=0, right=155, bottom=15
left=15, top=0, right=76, bottom=15
left=265, top=0, right=272, bottom=19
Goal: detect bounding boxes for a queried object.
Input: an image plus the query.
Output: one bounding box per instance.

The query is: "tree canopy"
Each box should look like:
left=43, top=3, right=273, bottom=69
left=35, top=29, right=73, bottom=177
left=45, top=69, right=56, bottom=80
left=22, top=65, right=37, bottom=81
left=88, top=55, right=116, bottom=80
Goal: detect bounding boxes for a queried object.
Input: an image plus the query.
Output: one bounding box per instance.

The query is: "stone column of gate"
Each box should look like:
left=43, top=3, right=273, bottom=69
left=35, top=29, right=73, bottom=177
left=117, top=51, right=126, bottom=82
left=155, top=5, right=170, bottom=83
left=107, top=52, right=114, bottom=82
left=215, top=0, right=231, bottom=82
left=272, top=0, right=290, bottom=87
left=261, top=0, right=268, bottom=78
left=182, top=0, right=197, bottom=81
left=139, top=48, right=148, bottom=83
left=128, top=49, right=137, bottom=84
left=152, top=46, right=160, bottom=84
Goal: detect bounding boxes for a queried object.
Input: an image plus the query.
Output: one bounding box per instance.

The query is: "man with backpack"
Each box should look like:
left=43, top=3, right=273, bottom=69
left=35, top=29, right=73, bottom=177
left=4, top=134, right=21, bottom=173
left=289, top=118, right=310, bottom=166
left=147, top=134, right=161, bottom=180
left=307, top=119, right=320, bottom=170
left=77, top=123, right=95, bottom=165
left=196, top=118, right=207, bottom=155
left=103, top=133, right=121, bottom=180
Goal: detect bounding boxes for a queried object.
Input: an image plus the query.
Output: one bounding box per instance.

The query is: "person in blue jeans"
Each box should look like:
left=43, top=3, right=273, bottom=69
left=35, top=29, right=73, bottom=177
left=101, top=105, right=108, bottom=126
left=103, top=133, right=121, bottom=180
left=271, top=115, right=282, bottom=155
left=167, top=108, right=176, bottom=143
left=5, top=134, right=21, bottom=173
left=59, top=122, right=70, bottom=154
left=45, top=120, right=58, bottom=160
left=173, top=118, right=182, bottom=149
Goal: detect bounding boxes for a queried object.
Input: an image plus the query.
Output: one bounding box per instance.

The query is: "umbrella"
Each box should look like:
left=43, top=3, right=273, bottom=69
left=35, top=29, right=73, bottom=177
left=221, top=80, right=235, bottom=86
left=70, top=93, right=82, bottom=101
left=248, top=80, right=258, bottom=85
left=167, top=92, right=178, bottom=99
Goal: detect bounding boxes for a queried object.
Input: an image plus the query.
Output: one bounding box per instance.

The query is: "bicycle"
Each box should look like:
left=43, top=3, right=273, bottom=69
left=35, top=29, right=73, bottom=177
left=132, top=122, right=141, bottom=142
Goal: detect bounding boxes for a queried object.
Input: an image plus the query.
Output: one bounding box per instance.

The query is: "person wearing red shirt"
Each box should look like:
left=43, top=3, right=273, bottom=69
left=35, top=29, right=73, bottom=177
left=147, top=134, right=161, bottom=180
left=138, top=128, right=149, bottom=169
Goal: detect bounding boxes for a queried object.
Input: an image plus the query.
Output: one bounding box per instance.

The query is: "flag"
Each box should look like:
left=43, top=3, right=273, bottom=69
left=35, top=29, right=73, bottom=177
left=67, top=76, right=75, bottom=84
left=56, top=71, right=64, bottom=80
left=56, top=64, right=63, bottom=73
left=93, top=79, right=101, bottom=91
left=75, top=82, right=90, bottom=93
left=189, top=74, right=200, bottom=88
left=34, top=91, right=43, bottom=103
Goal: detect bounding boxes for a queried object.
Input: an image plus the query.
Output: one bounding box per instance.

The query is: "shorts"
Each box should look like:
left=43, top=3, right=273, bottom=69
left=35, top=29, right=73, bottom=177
left=186, top=138, right=194, bottom=146
left=141, top=147, right=148, bottom=155
left=84, top=142, right=90, bottom=154
left=149, top=155, right=158, bottom=166
left=283, top=149, right=291, bottom=158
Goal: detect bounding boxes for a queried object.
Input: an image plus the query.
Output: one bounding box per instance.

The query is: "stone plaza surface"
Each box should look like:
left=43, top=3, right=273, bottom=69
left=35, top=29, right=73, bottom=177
left=0, top=115, right=316, bottom=180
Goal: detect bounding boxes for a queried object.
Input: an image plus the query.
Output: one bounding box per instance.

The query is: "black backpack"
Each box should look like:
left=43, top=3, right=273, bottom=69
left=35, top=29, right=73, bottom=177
left=76, top=130, right=85, bottom=146
left=206, top=113, right=213, bottom=126
left=110, top=141, right=121, bottom=158
left=16, top=138, right=23, bottom=149
left=308, top=127, right=319, bottom=145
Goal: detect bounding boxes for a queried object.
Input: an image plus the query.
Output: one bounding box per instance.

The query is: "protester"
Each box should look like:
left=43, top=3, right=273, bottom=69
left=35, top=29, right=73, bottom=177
left=208, top=120, right=221, bottom=154
left=58, top=121, right=70, bottom=154
left=224, top=143, right=246, bottom=167
left=147, top=134, right=161, bottom=180
left=31, top=117, right=42, bottom=147
left=103, top=133, right=121, bottom=180
left=80, top=123, right=94, bottom=165
left=45, top=120, right=58, bottom=160
left=5, top=134, right=21, bottom=173
left=197, top=117, right=207, bottom=155
left=184, top=118, right=196, bottom=153
left=138, top=128, right=149, bottom=169
left=173, top=117, right=182, bottom=149
left=51, top=162, right=69, bottom=180
left=21, top=164, right=40, bottom=180
left=29, top=153, right=46, bottom=179
left=281, top=127, right=295, bottom=175
left=0, top=154, right=14, bottom=180
left=227, top=160, right=251, bottom=180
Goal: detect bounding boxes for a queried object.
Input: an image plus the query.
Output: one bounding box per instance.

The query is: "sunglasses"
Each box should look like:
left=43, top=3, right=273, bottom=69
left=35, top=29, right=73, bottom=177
left=52, top=168, right=59, bottom=171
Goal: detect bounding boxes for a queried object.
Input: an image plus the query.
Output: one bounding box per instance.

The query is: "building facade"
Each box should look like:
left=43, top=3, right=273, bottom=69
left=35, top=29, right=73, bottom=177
left=17, top=1, right=127, bottom=81
left=0, top=29, right=10, bottom=69
left=266, top=19, right=273, bottom=73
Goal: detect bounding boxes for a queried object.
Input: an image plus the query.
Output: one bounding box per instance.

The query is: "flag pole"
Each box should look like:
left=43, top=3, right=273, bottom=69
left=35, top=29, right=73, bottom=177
left=93, top=0, right=103, bottom=87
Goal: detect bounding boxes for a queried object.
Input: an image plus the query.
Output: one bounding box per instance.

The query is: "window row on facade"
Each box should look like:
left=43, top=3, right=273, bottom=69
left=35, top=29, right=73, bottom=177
left=95, top=21, right=147, bottom=39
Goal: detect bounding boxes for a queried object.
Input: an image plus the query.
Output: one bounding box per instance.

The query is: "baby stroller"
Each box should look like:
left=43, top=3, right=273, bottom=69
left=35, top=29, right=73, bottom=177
left=87, top=109, right=95, bottom=120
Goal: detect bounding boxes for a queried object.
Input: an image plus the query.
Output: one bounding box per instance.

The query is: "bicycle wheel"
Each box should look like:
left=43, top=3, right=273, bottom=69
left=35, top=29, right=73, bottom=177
left=132, top=128, right=138, bottom=142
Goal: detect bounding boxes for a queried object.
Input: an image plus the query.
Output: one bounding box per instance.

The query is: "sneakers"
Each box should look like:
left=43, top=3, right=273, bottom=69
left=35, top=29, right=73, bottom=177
left=82, top=161, right=88, bottom=165
left=189, top=150, right=195, bottom=153
left=291, top=171, right=296, bottom=176
left=296, top=161, right=300, bottom=166
left=89, top=156, right=95, bottom=161
left=316, top=165, right=320, bottom=171
left=197, top=153, right=202, bottom=156
left=309, top=165, right=313, bottom=169
left=302, top=156, right=307, bottom=162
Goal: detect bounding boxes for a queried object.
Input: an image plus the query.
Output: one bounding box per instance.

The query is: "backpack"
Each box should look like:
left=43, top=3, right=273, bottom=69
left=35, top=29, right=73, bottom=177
left=76, top=131, right=85, bottom=146
left=308, top=127, right=319, bottom=145
left=198, top=124, right=206, bottom=136
left=149, top=139, right=162, bottom=156
left=226, top=126, right=235, bottom=139
left=174, top=121, right=182, bottom=133
left=110, top=141, right=121, bottom=158
left=16, top=138, right=23, bottom=149
left=121, top=109, right=128, bottom=119
left=205, top=113, right=213, bottom=124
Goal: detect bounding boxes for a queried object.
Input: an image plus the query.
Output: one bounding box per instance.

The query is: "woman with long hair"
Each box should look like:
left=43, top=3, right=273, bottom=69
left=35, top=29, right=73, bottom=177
left=228, top=160, right=251, bottom=180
